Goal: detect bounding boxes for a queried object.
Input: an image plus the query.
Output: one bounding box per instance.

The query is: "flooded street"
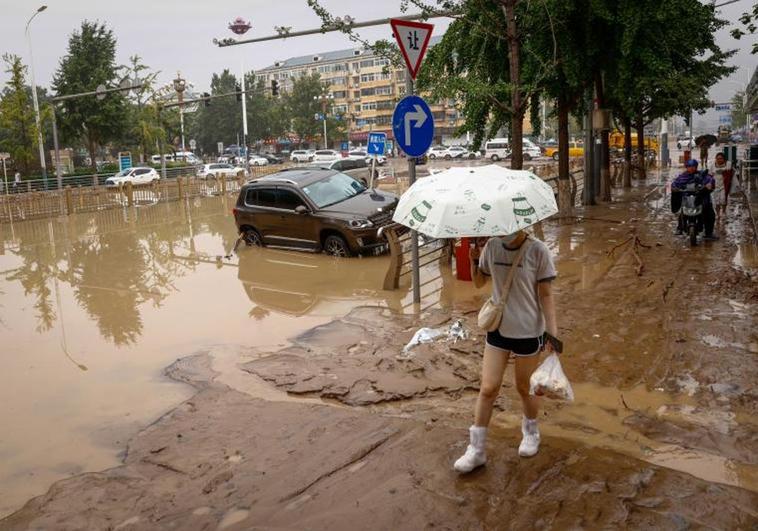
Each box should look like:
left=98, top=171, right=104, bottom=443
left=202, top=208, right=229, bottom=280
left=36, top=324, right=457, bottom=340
left=0, top=195, right=483, bottom=519
left=1, top=175, right=757, bottom=529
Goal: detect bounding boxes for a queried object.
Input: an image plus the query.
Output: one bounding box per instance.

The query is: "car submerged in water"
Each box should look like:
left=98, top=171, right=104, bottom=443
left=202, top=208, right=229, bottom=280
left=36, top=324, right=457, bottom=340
left=233, top=168, right=398, bottom=257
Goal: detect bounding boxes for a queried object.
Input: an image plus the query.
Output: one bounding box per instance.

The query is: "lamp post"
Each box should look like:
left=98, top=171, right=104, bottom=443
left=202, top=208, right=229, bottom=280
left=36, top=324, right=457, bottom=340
left=313, top=93, right=334, bottom=149
left=26, top=5, right=48, bottom=189
left=173, top=72, right=187, bottom=153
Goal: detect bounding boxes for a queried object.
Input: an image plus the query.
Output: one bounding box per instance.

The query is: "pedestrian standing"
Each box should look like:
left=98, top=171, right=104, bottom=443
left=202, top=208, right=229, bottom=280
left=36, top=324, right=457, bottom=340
left=708, top=152, right=733, bottom=224
left=13, top=171, right=21, bottom=192
left=454, top=230, right=559, bottom=473
left=699, top=143, right=709, bottom=166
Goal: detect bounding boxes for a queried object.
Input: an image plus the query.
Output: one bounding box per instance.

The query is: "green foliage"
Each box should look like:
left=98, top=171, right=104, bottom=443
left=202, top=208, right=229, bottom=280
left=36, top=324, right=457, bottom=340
left=119, top=55, right=164, bottom=162
left=190, top=69, right=242, bottom=154
left=0, top=54, right=39, bottom=174
left=52, top=21, right=127, bottom=171
left=730, top=90, right=748, bottom=129
left=286, top=73, right=329, bottom=146
left=730, top=2, right=758, bottom=54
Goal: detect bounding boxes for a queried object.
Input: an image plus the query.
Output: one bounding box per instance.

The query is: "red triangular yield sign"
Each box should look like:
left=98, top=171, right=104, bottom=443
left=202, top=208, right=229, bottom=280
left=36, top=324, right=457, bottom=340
left=390, top=19, right=434, bottom=80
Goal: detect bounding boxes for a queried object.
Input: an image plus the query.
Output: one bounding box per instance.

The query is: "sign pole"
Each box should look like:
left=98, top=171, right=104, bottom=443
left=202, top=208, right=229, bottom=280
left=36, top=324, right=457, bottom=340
left=407, top=76, right=421, bottom=305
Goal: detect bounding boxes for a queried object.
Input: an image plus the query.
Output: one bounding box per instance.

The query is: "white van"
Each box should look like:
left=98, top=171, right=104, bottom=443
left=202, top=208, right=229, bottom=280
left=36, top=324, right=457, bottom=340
left=150, top=154, right=175, bottom=164
left=483, top=138, right=509, bottom=161
left=484, top=138, right=542, bottom=161
left=174, top=151, right=201, bottom=165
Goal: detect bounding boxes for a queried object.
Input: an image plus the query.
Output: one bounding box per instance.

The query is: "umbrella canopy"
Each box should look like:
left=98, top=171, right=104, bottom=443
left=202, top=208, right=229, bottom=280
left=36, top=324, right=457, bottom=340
left=392, top=164, right=558, bottom=238
left=695, top=134, right=717, bottom=148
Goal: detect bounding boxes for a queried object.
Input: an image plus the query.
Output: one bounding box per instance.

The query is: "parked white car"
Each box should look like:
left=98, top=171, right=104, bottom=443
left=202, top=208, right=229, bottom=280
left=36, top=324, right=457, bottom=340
left=483, top=138, right=509, bottom=161
left=290, top=150, right=313, bottom=163
left=105, top=167, right=159, bottom=187
left=427, top=146, right=448, bottom=159
left=197, top=163, right=246, bottom=180
left=348, top=150, right=386, bottom=165
left=248, top=155, right=269, bottom=167
left=443, top=146, right=479, bottom=159
left=312, top=149, right=342, bottom=162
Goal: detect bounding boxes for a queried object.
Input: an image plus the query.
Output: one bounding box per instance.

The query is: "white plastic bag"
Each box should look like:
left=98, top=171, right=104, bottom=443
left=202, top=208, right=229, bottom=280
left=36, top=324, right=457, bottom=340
left=402, top=327, right=443, bottom=354
left=529, top=354, right=574, bottom=401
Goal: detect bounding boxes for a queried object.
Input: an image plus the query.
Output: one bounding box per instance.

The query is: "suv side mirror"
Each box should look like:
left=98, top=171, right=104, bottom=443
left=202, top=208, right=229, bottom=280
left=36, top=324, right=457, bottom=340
left=295, top=205, right=308, bottom=215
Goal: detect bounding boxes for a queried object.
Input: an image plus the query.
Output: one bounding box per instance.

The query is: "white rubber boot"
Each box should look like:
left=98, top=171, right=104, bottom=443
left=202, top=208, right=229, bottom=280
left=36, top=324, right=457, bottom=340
left=518, top=416, right=540, bottom=457
left=454, top=426, right=487, bottom=473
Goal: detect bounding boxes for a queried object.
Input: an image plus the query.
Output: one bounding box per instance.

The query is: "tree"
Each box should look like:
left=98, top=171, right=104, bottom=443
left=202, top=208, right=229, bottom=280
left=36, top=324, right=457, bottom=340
left=244, top=74, right=288, bottom=145
left=730, top=91, right=748, bottom=131
left=119, top=55, right=163, bottom=162
left=286, top=73, right=328, bottom=147
left=0, top=54, right=40, bottom=176
left=191, top=70, right=241, bottom=154
left=731, top=2, right=758, bottom=55
left=52, top=21, right=127, bottom=172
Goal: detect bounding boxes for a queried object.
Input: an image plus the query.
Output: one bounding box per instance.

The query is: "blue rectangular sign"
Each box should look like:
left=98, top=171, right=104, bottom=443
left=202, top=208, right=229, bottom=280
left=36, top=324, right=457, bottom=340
left=367, top=132, right=387, bottom=156
left=118, top=152, right=132, bottom=172
left=340, top=141, right=349, bottom=151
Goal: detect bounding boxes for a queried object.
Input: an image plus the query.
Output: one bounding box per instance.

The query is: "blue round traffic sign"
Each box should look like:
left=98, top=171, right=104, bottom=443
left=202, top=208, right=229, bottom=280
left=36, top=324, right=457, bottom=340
left=392, top=95, right=434, bottom=157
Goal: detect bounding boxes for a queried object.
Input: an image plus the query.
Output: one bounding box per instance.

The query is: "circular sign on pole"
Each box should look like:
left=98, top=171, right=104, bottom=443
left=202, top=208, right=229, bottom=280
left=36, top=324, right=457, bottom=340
left=392, top=95, right=434, bottom=157
left=189, top=139, right=197, bottom=150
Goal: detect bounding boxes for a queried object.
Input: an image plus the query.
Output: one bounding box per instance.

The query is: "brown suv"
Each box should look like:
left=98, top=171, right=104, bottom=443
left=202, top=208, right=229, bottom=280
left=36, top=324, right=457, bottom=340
left=233, top=168, right=398, bottom=257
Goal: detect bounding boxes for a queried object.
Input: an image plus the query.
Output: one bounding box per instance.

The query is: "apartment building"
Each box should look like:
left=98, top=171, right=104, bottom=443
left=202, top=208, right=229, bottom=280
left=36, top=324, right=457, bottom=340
left=254, top=37, right=464, bottom=147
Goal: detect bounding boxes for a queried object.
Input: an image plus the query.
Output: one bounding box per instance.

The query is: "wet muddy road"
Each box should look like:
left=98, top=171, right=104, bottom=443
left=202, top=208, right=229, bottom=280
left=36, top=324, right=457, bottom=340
left=1, top=175, right=757, bottom=529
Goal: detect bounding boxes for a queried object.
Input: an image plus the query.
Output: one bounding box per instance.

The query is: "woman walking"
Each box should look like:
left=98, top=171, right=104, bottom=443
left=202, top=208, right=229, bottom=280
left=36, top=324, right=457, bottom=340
left=454, top=230, right=558, bottom=473
left=708, top=152, right=733, bottom=224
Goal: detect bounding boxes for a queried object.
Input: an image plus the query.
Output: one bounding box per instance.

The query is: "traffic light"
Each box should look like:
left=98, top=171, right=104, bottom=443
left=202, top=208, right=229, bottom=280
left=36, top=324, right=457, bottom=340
left=235, top=83, right=242, bottom=102
left=271, top=79, right=279, bottom=97
left=202, top=92, right=211, bottom=107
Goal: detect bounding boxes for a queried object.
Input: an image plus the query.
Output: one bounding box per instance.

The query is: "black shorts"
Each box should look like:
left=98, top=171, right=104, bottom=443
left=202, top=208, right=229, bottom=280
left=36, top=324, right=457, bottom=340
left=486, top=330, right=544, bottom=356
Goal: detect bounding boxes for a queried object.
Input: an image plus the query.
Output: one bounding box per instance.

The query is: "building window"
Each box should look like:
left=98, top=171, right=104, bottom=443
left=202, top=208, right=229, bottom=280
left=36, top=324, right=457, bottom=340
left=354, top=105, right=361, bottom=112
left=375, top=85, right=392, bottom=95
left=360, top=87, right=376, bottom=97
left=332, top=90, right=347, bottom=99
left=361, top=102, right=377, bottom=111
left=360, top=73, right=376, bottom=83
left=333, top=104, right=348, bottom=114
left=353, top=90, right=361, bottom=99
left=359, top=59, right=375, bottom=68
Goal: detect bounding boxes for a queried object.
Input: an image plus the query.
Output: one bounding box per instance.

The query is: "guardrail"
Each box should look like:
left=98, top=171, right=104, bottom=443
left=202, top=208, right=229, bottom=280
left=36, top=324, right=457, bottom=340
left=0, top=165, right=287, bottom=224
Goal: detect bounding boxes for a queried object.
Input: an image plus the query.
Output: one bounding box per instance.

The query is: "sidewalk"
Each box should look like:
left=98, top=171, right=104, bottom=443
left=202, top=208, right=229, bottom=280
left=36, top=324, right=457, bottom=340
left=3, top=183, right=756, bottom=530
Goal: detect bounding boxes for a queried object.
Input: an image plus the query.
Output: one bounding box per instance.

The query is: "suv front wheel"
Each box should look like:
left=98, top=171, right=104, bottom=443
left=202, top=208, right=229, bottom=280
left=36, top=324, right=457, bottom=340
left=323, top=234, right=350, bottom=257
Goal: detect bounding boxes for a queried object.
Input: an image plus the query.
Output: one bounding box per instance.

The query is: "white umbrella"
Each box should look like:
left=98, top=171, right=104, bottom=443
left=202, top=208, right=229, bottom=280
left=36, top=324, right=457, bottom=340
left=392, top=164, right=558, bottom=238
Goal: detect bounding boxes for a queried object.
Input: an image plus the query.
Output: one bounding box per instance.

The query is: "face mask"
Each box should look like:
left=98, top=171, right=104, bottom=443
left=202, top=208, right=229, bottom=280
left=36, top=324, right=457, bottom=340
left=502, top=232, right=520, bottom=244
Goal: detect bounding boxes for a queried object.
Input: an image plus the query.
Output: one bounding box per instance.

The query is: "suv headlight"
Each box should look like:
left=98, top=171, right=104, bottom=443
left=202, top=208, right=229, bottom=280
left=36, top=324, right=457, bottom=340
left=349, top=218, right=373, bottom=229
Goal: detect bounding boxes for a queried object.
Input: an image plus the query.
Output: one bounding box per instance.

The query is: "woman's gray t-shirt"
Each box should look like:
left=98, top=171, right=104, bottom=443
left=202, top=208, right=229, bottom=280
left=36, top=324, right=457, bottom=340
left=479, top=236, right=556, bottom=339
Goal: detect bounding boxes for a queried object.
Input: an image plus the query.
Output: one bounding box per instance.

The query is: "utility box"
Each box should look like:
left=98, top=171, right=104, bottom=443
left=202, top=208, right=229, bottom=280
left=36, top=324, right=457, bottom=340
left=592, top=109, right=611, bottom=131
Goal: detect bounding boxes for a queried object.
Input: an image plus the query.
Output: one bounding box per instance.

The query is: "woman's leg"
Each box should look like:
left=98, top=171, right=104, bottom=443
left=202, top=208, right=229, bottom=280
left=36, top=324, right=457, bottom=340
left=514, top=354, right=542, bottom=419
left=514, top=353, right=543, bottom=457
left=474, top=344, right=510, bottom=427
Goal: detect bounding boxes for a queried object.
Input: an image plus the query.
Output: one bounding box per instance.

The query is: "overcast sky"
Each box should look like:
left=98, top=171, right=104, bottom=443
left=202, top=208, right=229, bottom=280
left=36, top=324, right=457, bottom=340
left=0, top=0, right=755, bottom=128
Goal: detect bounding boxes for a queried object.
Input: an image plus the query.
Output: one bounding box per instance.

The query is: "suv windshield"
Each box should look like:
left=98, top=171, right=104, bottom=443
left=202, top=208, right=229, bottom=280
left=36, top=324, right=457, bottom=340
left=302, top=173, right=367, bottom=208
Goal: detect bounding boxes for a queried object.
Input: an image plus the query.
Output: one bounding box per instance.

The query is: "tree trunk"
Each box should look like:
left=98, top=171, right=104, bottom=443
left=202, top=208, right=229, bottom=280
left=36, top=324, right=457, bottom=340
left=87, top=135, right=98, bottom=174
left=502, top=0, right=523, bottom=170
left=557, top=97, right=572, bottom=216
left=635, top=109, right=646, bottom=179
left=595, top=74, right=611, bottom=201
left=623, top=116, right=632, bottom=188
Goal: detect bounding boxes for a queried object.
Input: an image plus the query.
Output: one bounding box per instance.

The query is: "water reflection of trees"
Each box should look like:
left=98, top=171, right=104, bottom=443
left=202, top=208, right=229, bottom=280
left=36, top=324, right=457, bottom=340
left=2, top=197, right=235, bottom=345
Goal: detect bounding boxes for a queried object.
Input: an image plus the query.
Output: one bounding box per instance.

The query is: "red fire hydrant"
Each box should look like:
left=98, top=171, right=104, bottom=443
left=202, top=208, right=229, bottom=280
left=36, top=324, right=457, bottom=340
left=455, top=237, right=472, bottom=281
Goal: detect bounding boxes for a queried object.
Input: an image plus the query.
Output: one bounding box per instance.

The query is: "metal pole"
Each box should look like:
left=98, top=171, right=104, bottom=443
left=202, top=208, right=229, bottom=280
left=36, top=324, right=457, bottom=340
left=26, top=12, right=48, bottom=190
left=51, top=107, right=63, bottom=189
left=406, top=75, right=420, bottom=305
left=323, top=114, right=328, bottom=149
left=180, top=108, right=186, bottom=153
left=2, top=158, right=7, bottom=195
left=241, top=63, right=248, bottom=160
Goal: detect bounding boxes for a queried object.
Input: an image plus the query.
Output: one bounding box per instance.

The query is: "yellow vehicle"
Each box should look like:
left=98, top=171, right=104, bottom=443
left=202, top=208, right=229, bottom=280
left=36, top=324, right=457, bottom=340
left=609, top=130, right=659, bottom=155
left=544, top=141, right=584, bottom=160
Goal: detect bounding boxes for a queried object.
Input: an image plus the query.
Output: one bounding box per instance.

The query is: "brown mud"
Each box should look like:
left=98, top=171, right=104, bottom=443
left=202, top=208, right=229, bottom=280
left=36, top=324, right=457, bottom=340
left=2, top=183, right=757, bottom=530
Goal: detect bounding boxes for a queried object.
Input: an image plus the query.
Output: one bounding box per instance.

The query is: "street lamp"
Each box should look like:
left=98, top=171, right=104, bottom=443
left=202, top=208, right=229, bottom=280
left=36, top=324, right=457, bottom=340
left=313, top=93, right=334, bottom=149
left=26, top=5, right=48, bottom=188
left=173, top=72, right=187, bottom=153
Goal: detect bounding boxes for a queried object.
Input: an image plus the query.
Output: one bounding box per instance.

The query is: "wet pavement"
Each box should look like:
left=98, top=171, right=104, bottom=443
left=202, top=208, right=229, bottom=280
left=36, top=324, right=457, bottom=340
left=1, top=169, right=757, bottom=529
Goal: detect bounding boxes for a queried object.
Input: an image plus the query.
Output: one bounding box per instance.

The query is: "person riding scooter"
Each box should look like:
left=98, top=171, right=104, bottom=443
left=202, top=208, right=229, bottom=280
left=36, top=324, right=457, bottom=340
left=671, top=159, right=717, bottom=241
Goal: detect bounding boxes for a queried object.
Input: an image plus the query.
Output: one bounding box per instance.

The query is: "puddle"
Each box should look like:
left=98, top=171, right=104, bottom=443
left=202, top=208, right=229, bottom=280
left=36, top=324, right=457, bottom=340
left=733, top=243, right=758, bottom=269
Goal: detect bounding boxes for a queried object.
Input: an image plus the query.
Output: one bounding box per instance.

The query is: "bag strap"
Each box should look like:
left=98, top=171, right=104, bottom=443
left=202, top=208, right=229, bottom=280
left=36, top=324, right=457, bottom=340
left=499, top=236, right=530, bottom=310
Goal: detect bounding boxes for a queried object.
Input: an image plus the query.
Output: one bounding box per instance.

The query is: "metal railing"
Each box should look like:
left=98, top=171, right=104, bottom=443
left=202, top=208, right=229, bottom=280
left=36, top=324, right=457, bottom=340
left=0, top=165, right=287, bottom=224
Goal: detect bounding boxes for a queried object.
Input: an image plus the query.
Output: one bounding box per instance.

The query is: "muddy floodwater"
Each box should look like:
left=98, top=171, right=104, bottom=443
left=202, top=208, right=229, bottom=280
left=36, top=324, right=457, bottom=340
left=1, top=177, right=757, bottom=529
left=0, top=195, right=484, bottom=518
